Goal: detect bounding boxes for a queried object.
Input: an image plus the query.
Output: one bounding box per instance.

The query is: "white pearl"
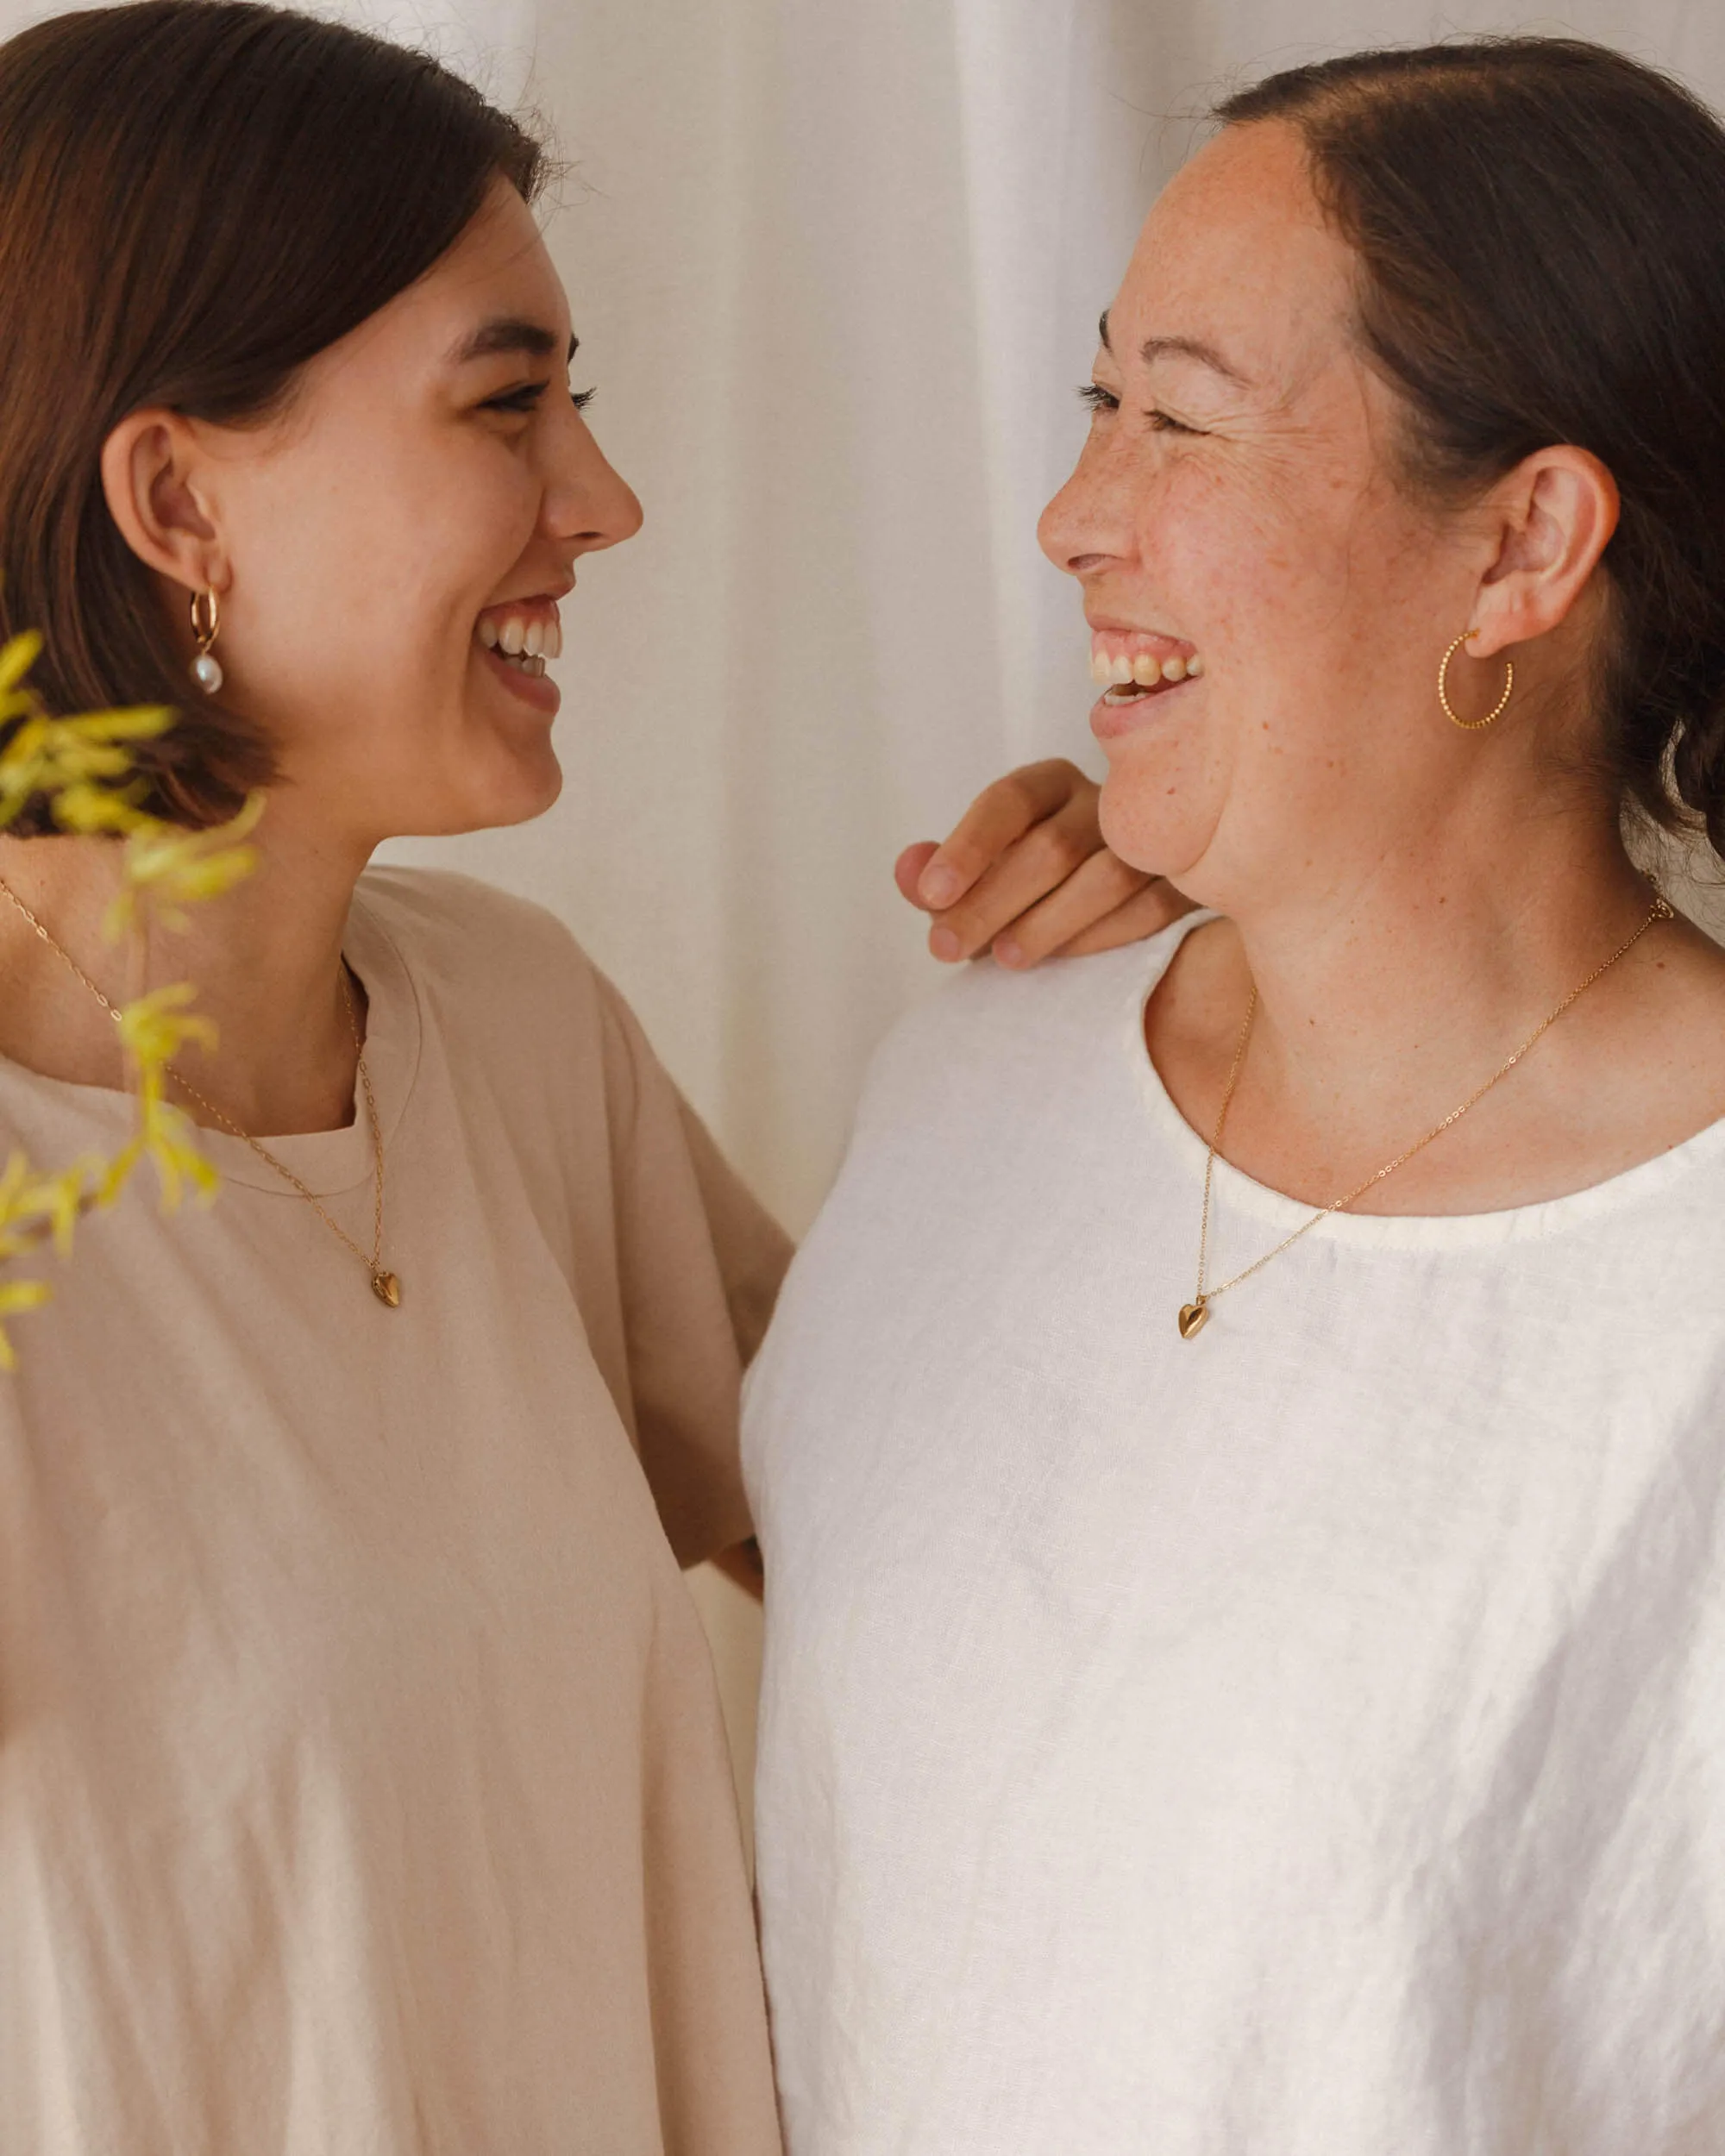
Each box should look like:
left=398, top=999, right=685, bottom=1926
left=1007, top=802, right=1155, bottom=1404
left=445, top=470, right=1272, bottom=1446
left=191, top=652, right=223, bottom=694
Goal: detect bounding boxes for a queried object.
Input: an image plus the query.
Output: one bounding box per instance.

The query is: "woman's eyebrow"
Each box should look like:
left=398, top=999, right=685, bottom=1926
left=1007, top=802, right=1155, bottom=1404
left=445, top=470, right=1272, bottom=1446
left=1097, top=309, right=1249, bottom=390
left=446, top=318, right=579, bottom=367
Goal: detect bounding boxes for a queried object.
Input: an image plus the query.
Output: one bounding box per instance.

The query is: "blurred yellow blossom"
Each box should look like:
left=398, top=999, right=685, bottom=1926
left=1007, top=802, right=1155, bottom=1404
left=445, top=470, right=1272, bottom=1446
left=0, top=624, right=255, bottom=1360
left=106, top=791, right=264, bottom=938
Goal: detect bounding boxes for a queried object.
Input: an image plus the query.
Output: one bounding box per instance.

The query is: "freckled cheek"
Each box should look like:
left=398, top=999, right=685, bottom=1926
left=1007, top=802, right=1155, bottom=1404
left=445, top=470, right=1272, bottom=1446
left=1130, top=467, right=1306, bottom=652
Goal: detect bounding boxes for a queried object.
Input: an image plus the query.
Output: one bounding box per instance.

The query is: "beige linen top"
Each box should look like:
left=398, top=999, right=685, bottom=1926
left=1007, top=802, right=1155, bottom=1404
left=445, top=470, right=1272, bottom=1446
left=0, top=867, right=789, bottom=2156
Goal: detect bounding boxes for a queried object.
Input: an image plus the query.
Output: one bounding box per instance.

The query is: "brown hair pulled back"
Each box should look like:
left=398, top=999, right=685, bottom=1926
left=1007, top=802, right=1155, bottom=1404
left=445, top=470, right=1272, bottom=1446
left=1220, top=40, right=1725, bottom=856
left=0, top=0, right=544, bottom=830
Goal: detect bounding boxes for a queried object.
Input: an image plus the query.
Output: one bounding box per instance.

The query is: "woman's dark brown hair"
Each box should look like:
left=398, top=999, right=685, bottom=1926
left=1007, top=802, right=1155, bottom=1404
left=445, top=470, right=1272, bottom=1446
left=1220, top=40, right=1725, bottom=856
left=0, top=0, right=544, bottom=830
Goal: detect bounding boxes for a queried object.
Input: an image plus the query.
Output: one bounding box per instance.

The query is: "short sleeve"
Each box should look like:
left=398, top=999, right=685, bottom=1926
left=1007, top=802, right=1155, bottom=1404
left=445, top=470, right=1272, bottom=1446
left=594, top=974, right=794, bottom=1568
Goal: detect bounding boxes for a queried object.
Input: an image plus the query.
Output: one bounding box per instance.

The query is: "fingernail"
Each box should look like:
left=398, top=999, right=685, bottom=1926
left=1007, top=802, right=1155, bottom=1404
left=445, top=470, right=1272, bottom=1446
left=994, top=938, right=1025, bottom=968
left=919, top=865, right=962, bottom=907
left=930, top=926, right=962, bottom=962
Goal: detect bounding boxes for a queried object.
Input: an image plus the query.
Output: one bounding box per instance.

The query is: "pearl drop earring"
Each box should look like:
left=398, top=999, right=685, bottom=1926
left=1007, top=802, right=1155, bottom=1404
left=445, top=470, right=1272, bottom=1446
left=190, top=588, right=223, bottom=694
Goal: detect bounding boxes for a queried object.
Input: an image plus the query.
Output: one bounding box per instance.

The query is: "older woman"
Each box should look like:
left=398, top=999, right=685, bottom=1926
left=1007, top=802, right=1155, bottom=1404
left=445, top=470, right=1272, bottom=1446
left=746, top=38, right=1725, bottom=2155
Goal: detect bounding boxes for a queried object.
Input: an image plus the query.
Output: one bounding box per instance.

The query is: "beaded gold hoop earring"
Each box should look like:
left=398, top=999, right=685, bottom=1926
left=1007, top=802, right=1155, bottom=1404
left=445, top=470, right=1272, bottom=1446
left=1438, top=628, right=1512, bottom=731
left=190, top=588, right=223, bottom=695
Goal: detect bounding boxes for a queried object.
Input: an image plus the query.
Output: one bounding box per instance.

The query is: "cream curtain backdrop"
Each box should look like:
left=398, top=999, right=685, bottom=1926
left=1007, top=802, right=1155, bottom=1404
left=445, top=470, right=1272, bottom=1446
left=9, top=0, right=1725, bottom=1826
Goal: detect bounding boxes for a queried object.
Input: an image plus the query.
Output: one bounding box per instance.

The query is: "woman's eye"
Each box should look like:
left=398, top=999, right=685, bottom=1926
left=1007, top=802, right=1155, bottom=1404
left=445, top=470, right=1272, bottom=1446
left=1077, top=384, right=1197, bottom=436
left=483, top=380, right=548, bottom=414
left=481, top=381, right=598, bottom=416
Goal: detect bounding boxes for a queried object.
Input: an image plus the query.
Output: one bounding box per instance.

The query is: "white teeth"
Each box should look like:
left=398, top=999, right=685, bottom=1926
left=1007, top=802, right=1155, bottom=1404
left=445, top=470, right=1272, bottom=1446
left=1092, top=641, right=1204, bottom=688
left=478, top=610, right=562, bottom=661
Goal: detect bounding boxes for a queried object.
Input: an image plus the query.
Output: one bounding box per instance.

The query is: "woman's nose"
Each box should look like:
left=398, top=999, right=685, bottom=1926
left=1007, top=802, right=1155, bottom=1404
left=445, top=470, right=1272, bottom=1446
left=1038, top=440, right=1124, bottom=578
left=546, top=419, right=644, bottom=555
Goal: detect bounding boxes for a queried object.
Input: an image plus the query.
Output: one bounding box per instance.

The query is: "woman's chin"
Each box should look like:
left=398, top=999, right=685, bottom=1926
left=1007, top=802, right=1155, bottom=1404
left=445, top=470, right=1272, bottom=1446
left=477, top=749, right=563, bottom=830
left=397, top=743, right=564, bottom=838
left=1098, top=774, right=1210, bottom=886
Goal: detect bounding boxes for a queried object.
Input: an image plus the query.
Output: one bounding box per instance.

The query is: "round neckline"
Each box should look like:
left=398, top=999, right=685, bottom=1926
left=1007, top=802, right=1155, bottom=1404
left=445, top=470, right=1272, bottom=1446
left=1124, top=908, right=1725, bottom=1252
left=0, top=881, right=423, bottom=1199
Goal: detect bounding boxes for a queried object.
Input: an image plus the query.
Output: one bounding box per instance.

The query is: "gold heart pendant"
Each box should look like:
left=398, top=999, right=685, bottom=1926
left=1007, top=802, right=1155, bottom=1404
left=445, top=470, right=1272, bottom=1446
left=372, top=1270, right=402, bottom=1309
left=1176, top=1300, right=1209, bottom=1340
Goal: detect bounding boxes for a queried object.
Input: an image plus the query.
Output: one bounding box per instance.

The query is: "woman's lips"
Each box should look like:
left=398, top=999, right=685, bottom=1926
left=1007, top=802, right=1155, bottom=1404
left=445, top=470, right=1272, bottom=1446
left=478, top=636, right=560, bottom=715
left=1086, top=624, right=1203, bottom=739
left=1089, top=668, right=1195, bottom=741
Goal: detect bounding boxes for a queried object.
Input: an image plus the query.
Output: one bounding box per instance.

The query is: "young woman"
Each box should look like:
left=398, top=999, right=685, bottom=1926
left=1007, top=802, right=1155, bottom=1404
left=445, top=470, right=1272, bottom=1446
left=746, top=39, right=1725, bottom=2154
left=0, top=6, right=1177, bottom=2148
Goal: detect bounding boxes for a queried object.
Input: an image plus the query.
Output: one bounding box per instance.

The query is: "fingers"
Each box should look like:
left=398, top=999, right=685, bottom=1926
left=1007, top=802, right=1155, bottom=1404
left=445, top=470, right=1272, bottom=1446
left=910, top=759, right=1091, bottom=912
left=925, top=787, right=1108, bottom=961
left=895, top=842, right=938, bottom=907
left=1047, top=876, right=1198, bottom=960
left=978, top=845, right=1157, bottom=967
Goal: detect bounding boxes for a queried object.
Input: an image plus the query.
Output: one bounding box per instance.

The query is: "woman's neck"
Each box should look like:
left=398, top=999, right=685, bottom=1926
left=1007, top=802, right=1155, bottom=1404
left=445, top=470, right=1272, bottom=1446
left=1151, top=805, right=1725, bottom=1213
left=1245, top=826, right=1653, bottom=1102
left=0, top=813, right=371, bottom=1136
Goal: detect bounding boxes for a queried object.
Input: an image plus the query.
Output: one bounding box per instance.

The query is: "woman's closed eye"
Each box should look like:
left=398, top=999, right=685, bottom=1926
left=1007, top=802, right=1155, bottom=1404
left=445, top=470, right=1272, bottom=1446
left=1077, top=383, right=1198, bottom=434
left=481, top=379, right=598, bottom=416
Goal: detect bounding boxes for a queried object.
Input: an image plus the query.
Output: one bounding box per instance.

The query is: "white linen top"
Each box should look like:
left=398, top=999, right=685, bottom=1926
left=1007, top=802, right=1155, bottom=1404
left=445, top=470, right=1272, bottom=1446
left=744, top=912, right=1725, bottom=2156
left=0, top=868, right=787, bottom=2156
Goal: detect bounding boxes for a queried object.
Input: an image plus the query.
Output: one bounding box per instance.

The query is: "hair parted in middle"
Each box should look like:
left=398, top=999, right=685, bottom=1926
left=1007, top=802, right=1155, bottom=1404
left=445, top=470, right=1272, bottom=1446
left=0, top=0, right=549, bottom=832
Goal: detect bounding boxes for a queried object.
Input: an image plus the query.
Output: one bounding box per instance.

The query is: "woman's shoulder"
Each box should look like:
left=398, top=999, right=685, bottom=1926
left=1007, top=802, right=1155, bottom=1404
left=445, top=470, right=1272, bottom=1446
left=354, top=862, right=618, bottom=1018
left=354, top=862, right=590, bottom=974
left=349, top=864, right=679, bottom=1118
left=858, top=924, right=1198, bottom=1134
left=882, top=917, right=1201, bottom=1059
left=350, top=863, right=630, bottom=1069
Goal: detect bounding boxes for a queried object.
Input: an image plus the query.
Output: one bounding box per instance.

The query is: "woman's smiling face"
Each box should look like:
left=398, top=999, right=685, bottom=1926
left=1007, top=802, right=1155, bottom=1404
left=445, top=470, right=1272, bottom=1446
left=1038, top=121, right=1499, bottom=910
left=160, top=178, right=643, bottom=849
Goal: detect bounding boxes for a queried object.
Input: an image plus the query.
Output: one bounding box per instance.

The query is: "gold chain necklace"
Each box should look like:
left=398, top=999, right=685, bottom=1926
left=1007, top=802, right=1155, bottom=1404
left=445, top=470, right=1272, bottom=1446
left=1176, top=888, right=1675, bottom=1340
left=0, top=874, right=402, bottom=1308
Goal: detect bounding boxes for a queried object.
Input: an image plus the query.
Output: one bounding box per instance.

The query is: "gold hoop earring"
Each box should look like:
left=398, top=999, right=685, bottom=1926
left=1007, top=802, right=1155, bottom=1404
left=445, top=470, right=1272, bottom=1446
left=190, top=588, right=223, bottom=695
left=1438, top=628, right=1512, bottom=731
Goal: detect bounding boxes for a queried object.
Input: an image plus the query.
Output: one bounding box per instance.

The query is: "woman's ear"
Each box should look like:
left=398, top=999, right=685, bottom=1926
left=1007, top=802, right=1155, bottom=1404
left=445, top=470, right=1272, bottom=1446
left=1467, top=443, right=1618, bottom=660
left=98, top=409, right=229, bottom=597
